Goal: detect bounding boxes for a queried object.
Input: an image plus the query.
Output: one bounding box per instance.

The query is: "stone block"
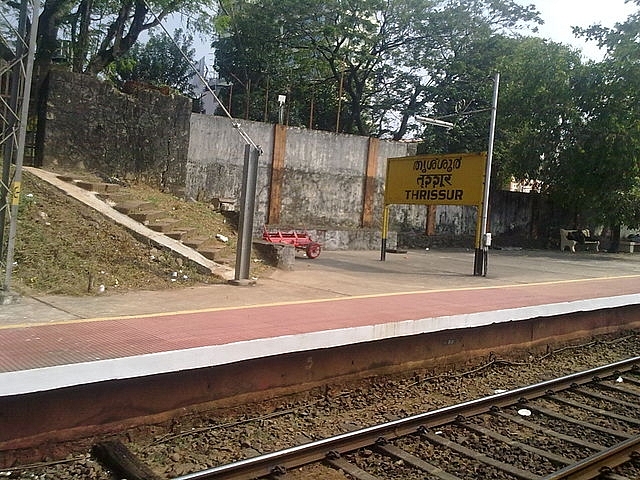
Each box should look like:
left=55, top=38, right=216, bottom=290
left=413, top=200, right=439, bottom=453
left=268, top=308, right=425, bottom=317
left=253, top=240, right=295, bottom=270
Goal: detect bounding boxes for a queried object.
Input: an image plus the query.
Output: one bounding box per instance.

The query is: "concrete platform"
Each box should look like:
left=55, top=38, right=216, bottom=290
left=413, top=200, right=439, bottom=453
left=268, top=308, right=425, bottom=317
left=3, top=248, right=640, bottom=390
left=2, top=248, right=640, bottom=448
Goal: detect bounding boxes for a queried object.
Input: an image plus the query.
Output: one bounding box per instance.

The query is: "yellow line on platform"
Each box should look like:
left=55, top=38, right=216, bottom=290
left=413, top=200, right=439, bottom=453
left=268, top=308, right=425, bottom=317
left=3, top=274, right=640, bottom=330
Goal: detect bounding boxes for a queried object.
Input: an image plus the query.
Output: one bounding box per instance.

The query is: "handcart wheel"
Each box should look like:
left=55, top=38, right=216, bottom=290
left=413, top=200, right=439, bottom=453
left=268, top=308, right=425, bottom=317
left=306, top=243, right=321, bottom=259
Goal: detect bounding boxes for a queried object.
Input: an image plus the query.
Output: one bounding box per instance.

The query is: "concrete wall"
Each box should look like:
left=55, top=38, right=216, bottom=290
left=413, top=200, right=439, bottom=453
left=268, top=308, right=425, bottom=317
left=186, top=115, right=552, bottom=250
left=186, top=115, right=415, bottom=235
left=396, top=193, right=550, bottom=249
left=280, top=127, right=369, bottom=228
left=187, top=115, right=275, bottom=227
left=34, top=71, right=548, bottom=250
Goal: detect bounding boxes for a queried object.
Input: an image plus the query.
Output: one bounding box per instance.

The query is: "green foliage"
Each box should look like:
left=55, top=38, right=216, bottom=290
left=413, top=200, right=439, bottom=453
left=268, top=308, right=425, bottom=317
left=555, top=3, right=640, bottom=229
left=212, top=0, right=541, bottom=136
left=108, top=29, right=197, bottom=95
left=28, top=0, right=216, bottom=76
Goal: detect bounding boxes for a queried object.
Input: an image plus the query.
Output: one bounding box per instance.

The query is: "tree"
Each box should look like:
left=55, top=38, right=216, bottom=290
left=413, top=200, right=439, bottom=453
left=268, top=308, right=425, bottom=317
left=212, top=0, right=541, bottom=136
left=554, top=1, right=640, bottom=244
left=108, top=28, right=196, bottom=95
left=424, top=35, right=584, bottom=190
left=1, top=0, right=216, bottom=107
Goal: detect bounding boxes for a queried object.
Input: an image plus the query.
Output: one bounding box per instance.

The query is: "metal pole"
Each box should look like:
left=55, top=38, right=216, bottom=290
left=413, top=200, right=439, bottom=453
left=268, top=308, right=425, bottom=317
left=380, top=206, right=389, bottom=261
left=0, top=0, right=28, bottom=258
left=474, top=72, right=500, bottom=276
left=233, top=144, right=260, bottom=284
left=3, top=0, right=39, bottom=294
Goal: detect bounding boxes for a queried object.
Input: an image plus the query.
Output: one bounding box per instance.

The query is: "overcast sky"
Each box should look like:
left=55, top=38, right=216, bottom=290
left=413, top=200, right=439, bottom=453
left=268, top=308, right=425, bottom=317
left=514, top=0, right=637, bottom=59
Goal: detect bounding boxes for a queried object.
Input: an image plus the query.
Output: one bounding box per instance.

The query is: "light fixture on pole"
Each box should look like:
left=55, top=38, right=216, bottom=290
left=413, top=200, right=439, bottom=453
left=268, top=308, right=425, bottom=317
left=415, top=115, right=455, bottom=130
left=415, top=74, right=499, bottom=277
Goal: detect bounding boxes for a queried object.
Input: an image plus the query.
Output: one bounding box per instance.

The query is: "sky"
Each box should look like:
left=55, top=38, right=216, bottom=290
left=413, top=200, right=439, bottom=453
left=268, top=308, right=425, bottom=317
left=514, top=0, right=637, bottom=60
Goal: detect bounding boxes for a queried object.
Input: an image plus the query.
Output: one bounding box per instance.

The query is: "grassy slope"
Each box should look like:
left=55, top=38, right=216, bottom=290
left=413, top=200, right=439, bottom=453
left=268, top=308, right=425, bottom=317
left=8, top=171, right=259, bottom=296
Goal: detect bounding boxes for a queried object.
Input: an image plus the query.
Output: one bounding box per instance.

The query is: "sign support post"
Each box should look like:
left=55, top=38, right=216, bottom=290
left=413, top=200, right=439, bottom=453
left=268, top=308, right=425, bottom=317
left=380, top=206, right=390, bottom=261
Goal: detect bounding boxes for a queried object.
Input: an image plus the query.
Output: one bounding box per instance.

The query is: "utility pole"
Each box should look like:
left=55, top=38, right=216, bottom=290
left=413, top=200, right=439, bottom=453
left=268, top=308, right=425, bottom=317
left=473, top=72, right=500, bottom=277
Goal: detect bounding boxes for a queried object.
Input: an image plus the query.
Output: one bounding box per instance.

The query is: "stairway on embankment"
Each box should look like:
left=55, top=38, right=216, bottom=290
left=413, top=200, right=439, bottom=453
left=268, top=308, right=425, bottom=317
left=25, top=167, right=237, bottom=281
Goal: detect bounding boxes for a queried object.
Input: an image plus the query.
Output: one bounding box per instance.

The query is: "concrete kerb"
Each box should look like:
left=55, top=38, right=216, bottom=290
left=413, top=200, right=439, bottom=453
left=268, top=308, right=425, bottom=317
left=24, top=167, right=236, bottom=282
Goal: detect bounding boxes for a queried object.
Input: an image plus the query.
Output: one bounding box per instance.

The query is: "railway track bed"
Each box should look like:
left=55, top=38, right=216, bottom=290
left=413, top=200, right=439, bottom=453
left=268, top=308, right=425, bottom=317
left=2, top=332, right=640, bottom=479
left=160, top=356, right=640, bottom=479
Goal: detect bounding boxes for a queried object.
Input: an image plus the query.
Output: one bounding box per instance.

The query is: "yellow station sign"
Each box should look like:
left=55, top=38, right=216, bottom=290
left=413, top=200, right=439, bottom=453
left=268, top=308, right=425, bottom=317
left=384, top=152, right=487, bottom=206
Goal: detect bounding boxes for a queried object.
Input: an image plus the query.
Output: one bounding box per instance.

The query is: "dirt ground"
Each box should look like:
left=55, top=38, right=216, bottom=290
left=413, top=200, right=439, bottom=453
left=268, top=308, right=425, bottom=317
left=7, top=170, right=267, bottom=296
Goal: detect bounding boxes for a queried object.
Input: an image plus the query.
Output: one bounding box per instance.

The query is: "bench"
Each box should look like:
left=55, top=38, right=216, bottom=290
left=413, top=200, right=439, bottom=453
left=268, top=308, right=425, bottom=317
left=560, top=229, right=600, bottom=253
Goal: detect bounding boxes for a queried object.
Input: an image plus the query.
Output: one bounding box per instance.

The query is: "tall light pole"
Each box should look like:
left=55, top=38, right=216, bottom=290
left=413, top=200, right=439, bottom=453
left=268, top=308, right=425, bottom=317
left=474, top=72, right=500, bottom=277
left=416, top=73, right=500, bottom=277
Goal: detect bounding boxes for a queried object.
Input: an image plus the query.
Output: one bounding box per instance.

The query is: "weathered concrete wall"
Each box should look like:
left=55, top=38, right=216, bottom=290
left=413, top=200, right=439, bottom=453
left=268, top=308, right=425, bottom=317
left=280, top=128, right=369, bottom=228
left=186, top=115, right=414, bottom=234
left=36, top=69, right=190, bottom=194
left=35, top=71, right=549, bottom=250
left=186, top=116, right=551, bottom=250
left=187, top=115, right=274, bottom=228
left=490, top=190, right=548, bottom=248
left=397, top=192, right=550, bottom=249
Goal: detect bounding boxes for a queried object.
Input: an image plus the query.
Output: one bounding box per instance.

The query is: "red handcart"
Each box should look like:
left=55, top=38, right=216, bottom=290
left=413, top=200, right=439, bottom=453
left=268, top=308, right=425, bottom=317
left=262, top=226, right=322, bottom=259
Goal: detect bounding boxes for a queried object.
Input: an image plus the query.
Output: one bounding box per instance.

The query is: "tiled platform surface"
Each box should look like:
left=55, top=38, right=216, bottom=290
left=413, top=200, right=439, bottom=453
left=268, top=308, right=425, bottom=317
left=2, top=249, right=640, bottom=397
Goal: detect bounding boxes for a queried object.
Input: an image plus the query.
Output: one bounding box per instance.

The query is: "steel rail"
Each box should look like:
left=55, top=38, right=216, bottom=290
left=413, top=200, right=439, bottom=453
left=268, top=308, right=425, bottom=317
left=173, top=356, right=640, bottom=480
left=541, top=434, right=640, bottom=480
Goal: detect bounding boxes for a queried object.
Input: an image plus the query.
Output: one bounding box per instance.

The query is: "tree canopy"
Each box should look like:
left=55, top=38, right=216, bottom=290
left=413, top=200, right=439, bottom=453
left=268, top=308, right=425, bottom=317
left=4, top=0, right=639, bottom=237
left=213, top=0, right=640, bottom=234
left=555, top=0, right=640, bottom=232
left=28, top=0, right=214, bottom=82
left=108, top=28, right=196, bottom=94
left=212, top=0, right=541, bottom=137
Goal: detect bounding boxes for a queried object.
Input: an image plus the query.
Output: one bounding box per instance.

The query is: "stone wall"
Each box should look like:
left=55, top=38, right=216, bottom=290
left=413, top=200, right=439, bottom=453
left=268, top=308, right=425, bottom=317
left=36, top=69, right=191, bottom=194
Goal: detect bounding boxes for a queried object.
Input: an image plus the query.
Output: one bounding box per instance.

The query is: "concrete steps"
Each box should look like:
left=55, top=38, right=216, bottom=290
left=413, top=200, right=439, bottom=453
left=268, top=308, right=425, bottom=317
left=55, top=175, right=228, bottom=272
left=148, top=218, right=182, bottom=233
left=113, top=200, right=154, bottom=214
left=128, top=210, right=165, bottom=224
left=182, top=237, right=209, bottom=250
left=198, top=245, right=225, bottom=261
left=165, top=228, right=196, bottom=241
left=58, top=176, right=123, bottom=195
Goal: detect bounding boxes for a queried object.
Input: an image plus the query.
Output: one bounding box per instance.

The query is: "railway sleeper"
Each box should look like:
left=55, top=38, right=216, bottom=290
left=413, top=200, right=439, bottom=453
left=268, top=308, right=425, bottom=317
left=418, top=428, right=541, bottom=480
left=520, top=403, right=633, bottom=440
left=456, top=419, right=573, bottom=466
left=572, top=386, right=640, bottom=410
left=492, top=409, right=606, bottom=452
left=375, top=441, right=462, bottom=480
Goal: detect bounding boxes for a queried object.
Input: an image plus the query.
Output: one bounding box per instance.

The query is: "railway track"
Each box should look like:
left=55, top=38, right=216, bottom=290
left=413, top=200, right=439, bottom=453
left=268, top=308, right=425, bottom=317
left=151, top=356, right=640, bottom=480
